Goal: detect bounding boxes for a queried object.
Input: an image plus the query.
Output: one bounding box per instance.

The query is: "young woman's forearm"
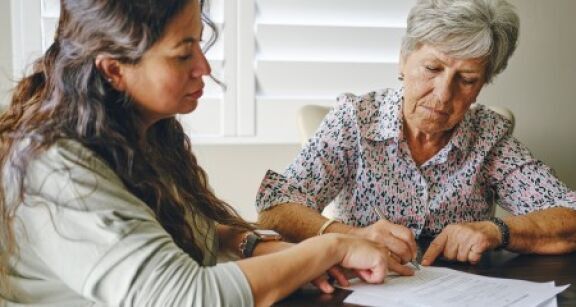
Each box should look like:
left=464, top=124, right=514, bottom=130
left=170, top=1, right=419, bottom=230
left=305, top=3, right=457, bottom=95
left=216, top=224, right=248, bottom=257
left=236, top=234, right=343, bottom=307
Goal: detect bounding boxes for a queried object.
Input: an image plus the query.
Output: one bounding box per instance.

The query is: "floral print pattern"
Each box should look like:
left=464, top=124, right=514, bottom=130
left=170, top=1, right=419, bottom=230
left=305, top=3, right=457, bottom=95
left=256, top=88, right=576, bottom=238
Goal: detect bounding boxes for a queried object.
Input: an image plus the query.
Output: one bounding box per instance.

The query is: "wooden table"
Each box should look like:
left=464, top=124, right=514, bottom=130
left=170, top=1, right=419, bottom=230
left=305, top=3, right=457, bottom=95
left=275, top=249, right=576, bottom=306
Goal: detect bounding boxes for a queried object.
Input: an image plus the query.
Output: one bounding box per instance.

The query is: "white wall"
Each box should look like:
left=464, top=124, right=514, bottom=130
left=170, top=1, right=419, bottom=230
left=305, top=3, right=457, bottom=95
left=197, top=0, right=576, bottom=222
left=0, top=0, right=12, bottom=107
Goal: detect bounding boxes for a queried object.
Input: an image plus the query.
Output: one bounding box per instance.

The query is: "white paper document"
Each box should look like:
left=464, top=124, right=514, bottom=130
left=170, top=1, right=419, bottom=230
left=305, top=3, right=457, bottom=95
left=343, top=266, right=569, bottom=307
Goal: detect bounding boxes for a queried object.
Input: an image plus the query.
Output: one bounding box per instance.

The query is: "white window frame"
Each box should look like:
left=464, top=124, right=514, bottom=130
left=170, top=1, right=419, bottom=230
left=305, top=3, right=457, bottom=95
left=11, top=0, right=43, bottom=80
left=10, top=0, right=413, bottom=145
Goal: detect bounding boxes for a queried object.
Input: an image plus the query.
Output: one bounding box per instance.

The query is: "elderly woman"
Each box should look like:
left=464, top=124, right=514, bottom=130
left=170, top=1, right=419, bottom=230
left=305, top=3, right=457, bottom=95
left=256, top=0, right=576, bottom=266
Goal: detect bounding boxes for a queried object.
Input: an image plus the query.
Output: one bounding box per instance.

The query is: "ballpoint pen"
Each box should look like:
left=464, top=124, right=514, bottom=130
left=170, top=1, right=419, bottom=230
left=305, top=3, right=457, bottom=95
left=370, top=204, right=421, bottom=270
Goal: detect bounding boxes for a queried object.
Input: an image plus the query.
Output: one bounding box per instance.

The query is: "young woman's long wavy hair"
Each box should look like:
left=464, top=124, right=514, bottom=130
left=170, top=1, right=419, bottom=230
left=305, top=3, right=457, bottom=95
left=0, top=0, right=252, bottom=290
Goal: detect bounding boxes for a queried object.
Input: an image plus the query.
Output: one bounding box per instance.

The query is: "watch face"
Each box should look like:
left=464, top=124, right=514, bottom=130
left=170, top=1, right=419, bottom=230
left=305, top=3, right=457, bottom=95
left=254, top=229, right=282, bottom=241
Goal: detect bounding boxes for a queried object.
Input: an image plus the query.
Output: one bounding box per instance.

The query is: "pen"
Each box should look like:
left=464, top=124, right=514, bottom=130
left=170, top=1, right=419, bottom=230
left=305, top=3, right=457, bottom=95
left=370, top=204, right=421, bottom=270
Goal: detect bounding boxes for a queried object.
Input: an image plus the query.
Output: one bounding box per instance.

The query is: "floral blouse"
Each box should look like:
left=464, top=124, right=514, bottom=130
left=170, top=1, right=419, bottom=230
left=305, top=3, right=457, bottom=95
left=255, top=88, right=576, bottom=238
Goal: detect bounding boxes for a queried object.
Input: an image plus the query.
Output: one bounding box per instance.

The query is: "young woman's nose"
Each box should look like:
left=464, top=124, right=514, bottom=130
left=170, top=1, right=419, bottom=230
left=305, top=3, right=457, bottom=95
left=191, top=51, right=211, bottom=78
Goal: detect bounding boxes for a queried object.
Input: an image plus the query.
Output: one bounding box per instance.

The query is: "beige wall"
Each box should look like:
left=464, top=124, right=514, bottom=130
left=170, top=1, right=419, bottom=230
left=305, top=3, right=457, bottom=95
left=479, top=0, right=576, bottom=190
left=197, top=0, right=576, bottom=221
left=0, top=0, right=12, bottom=107
left=193, top=144, right=301, bottom=221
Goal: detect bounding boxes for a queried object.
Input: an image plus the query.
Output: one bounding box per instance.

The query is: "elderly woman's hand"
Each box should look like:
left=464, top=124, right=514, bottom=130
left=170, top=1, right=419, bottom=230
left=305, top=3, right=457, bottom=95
left=351, top=220, right=418, bottom=265
left=421, top=221, right=502, bottom=265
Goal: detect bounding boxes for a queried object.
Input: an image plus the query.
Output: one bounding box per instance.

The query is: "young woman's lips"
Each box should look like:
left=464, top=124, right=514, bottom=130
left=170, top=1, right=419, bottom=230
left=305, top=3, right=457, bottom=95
left=186, top=89, right=204, bottom=100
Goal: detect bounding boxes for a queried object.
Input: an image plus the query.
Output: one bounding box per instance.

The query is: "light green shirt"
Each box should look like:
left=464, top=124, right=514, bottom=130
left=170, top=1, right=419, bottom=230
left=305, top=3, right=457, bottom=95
left=1, top=139, right=253, bottom=306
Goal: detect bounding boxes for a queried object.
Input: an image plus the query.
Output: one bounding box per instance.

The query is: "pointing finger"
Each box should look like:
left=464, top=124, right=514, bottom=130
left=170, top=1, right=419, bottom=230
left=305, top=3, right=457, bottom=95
left=421, top=233, right=447, bottom=266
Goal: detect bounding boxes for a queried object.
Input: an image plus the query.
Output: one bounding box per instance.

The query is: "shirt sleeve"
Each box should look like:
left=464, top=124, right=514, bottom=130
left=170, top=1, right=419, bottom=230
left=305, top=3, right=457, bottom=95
left=255, top=95, right=359, bottom=213
left=17, top=141, right=253, bottom=307
left=484, top=136, right=576, bottom=215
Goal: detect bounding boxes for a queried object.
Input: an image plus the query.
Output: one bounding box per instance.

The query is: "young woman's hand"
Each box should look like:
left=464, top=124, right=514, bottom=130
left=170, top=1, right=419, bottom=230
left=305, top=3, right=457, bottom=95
left=254, top=240, right=350, bottom=293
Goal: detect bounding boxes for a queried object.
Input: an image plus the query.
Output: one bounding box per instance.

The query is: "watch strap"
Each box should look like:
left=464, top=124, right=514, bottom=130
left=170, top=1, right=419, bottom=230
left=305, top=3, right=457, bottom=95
left=239, top=232, right=261, bottom=258
left=488, top=217, right=510, bottom=250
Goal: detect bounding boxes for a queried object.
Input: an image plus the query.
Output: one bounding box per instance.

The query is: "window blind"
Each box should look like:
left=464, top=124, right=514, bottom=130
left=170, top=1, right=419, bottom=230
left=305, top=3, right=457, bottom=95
left=254, top=0, right=415, bottom=142
left=31, top=0, right=416, bottom=143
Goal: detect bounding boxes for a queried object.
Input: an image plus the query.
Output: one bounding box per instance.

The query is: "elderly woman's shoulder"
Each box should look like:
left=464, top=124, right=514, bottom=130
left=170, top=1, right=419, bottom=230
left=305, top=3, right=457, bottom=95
left=331, top=89, right=400, bottom=138
left=335, top=88, right=399, bottom=117
left=336, top=88, right=398, bottom=106
left=469, top=104, right=514, bottom=138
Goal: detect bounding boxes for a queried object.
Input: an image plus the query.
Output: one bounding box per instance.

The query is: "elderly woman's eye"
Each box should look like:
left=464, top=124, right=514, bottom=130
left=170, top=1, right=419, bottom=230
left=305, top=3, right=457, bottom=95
left=461, top=78, right=478, bottom=85
left=425, top=66, right=440, bottom=72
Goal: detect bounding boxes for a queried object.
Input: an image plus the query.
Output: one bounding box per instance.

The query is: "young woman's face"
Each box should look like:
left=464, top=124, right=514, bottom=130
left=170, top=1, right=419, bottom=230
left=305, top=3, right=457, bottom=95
left=121, top=0, right=210, bottom=126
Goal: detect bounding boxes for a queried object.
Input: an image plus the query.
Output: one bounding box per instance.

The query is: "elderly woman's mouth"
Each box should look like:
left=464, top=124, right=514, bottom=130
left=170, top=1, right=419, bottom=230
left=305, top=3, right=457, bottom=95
left=420, top=106, right=450, bottom=117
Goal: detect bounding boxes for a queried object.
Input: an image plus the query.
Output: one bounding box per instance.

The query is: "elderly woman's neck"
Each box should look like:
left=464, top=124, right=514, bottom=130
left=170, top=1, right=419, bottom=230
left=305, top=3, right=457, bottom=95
left=403, top=124, right=453, bottom=166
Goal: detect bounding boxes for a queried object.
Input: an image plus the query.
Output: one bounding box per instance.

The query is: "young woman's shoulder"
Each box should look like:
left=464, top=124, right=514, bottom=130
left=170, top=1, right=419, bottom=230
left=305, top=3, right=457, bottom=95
left=22, top=138, right=155, bottom=218
left=34, top=138, right=115, bottom=177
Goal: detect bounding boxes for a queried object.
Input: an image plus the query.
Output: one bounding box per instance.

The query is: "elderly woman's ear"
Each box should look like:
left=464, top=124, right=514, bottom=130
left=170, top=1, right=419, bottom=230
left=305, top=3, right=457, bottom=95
left=398, top=54, right=406, bottom=81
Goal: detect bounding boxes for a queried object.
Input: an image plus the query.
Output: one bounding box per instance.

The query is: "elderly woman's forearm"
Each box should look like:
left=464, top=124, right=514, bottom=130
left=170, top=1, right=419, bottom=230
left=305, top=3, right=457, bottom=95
left=258, top=203, right=327, bottom=241
left=257, top=203, right=356, bottom=242
left=506, top=207, right=576, bottom=254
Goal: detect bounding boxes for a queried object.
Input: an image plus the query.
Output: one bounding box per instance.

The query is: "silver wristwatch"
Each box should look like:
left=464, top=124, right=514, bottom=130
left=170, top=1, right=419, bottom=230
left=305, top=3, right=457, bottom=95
left=240, top=229, right=282, bottom=258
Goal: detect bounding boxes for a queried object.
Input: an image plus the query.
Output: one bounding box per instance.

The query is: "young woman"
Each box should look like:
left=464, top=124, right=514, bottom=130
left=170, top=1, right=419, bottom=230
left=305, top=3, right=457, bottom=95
left=0, top=0, right=413, bottom=306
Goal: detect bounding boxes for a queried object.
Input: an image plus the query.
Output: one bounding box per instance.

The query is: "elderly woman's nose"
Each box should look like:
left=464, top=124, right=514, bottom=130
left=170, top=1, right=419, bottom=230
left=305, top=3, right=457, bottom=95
left=434, top=75, right=455, bottom=103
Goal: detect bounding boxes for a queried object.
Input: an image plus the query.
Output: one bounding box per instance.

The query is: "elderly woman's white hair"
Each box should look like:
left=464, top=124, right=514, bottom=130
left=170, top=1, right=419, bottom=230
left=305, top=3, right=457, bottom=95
left=401, top=0, right=519, bottom=83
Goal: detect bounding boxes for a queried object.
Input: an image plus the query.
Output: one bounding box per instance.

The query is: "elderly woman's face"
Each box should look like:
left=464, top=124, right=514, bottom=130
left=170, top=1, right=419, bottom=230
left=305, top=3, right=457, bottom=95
left=400, top=44, right=486, bottom=136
